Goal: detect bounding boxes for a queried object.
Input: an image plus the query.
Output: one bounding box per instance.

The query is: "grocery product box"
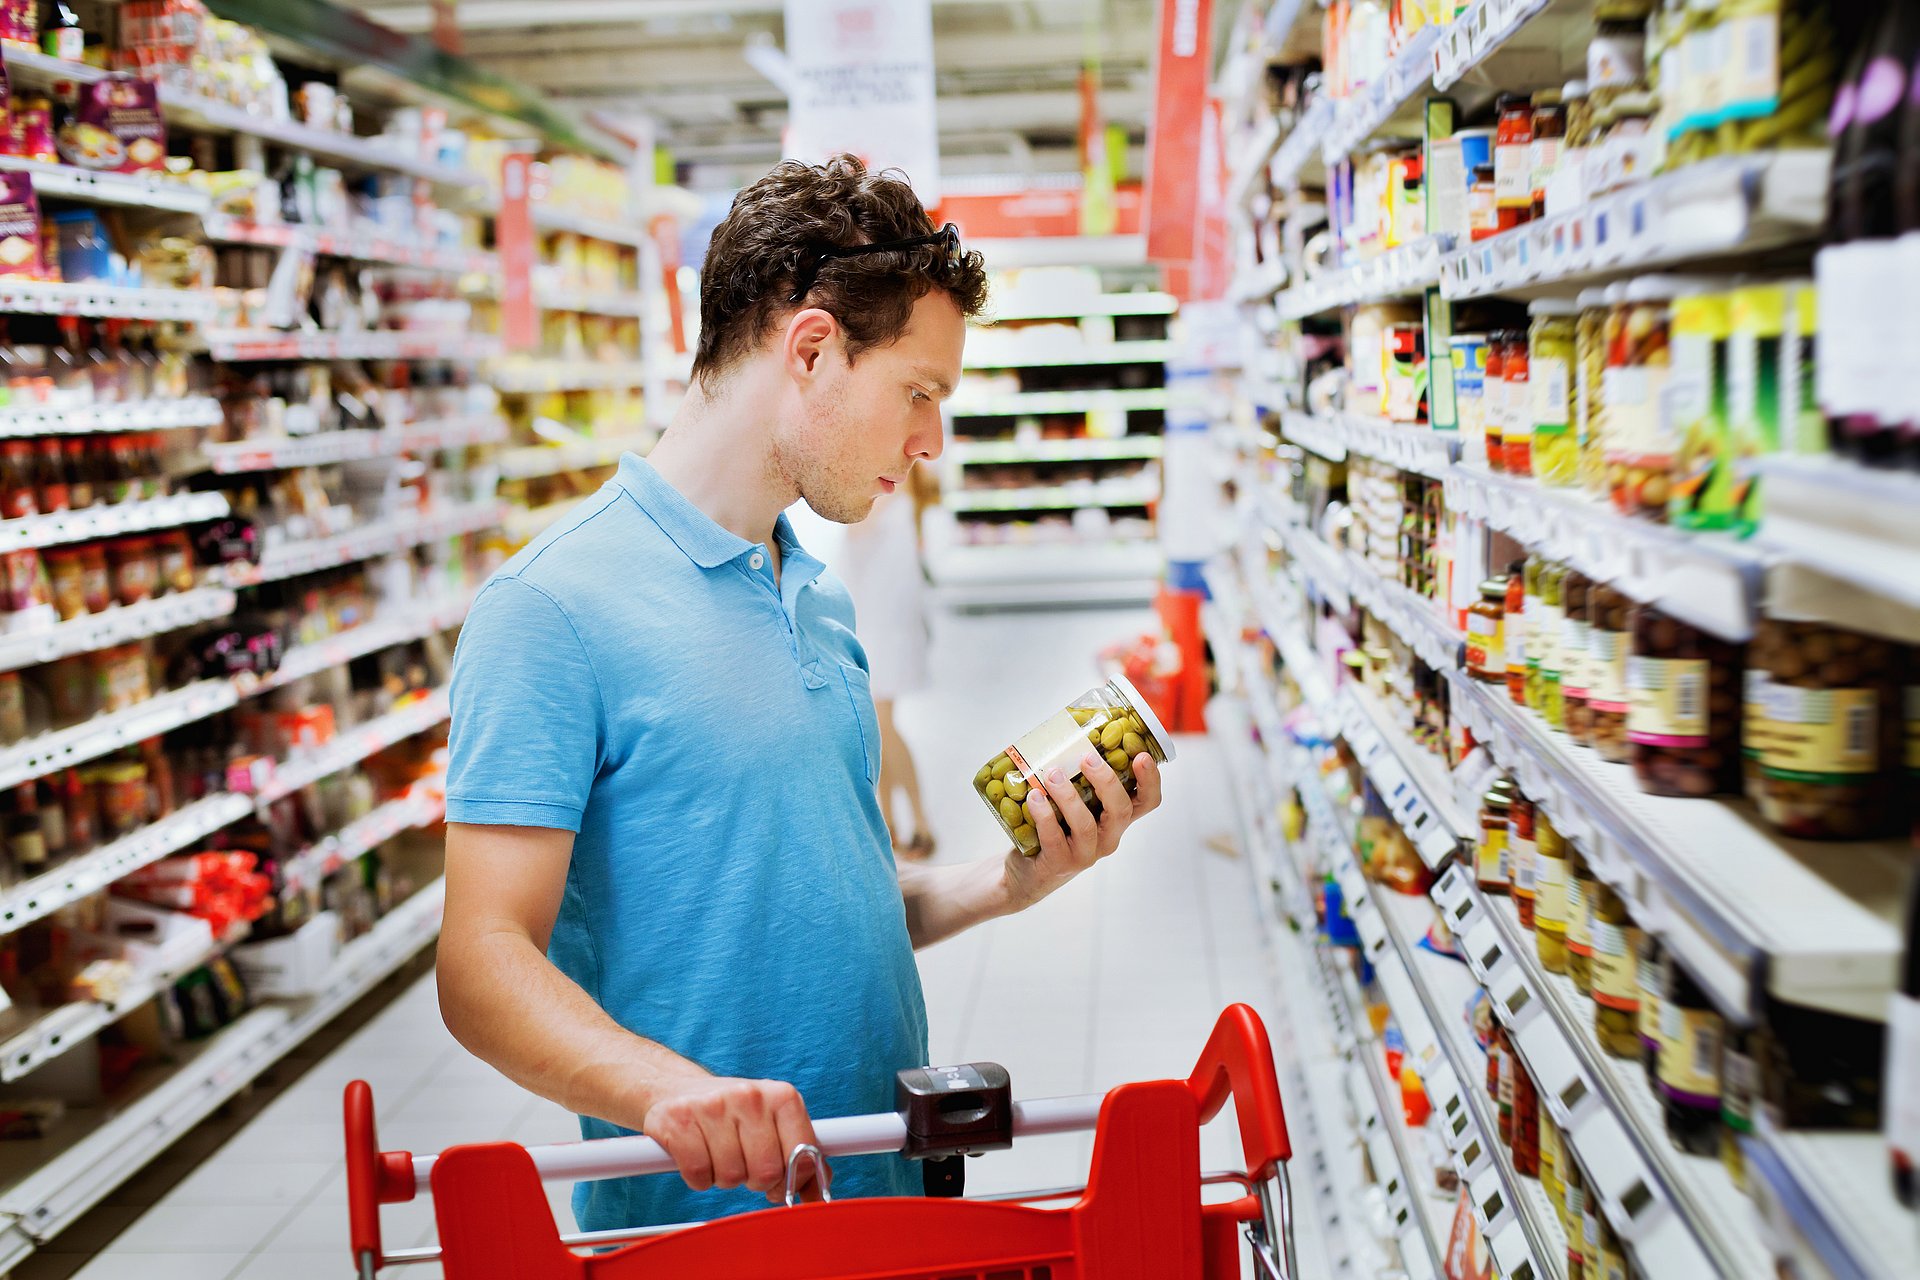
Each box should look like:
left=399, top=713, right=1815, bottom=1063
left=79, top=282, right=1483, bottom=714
left=0, top=172, right=39, bottom=276
left=231, top=911, right=342, bottom=998
left=60, top=77, right=168, bottom=174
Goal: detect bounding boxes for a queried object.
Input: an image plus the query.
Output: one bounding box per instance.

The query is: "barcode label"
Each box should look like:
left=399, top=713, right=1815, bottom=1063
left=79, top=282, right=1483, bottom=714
left=1694, top=1019, right=1720, bottom=1078
left=1846, top=702, right=1872, bottom=757
left=1676, top=669, right=1703, bottom=722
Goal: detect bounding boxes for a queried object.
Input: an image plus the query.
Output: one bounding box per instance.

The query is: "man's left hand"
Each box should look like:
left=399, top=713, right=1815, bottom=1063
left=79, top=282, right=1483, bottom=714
left=1000, top=750, right=1162, bottom=911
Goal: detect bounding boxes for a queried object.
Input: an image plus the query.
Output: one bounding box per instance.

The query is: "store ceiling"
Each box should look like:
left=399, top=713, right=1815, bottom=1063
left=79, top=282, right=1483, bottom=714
left=346, top=0, right=1163, bottom=190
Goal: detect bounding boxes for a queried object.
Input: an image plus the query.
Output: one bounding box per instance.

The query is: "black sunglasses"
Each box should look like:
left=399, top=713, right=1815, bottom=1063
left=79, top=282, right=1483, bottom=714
left=789, top=223, right=964, bottom=303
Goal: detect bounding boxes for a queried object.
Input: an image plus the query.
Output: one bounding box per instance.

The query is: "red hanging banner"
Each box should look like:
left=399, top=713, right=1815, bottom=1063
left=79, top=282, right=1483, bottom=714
left=1144, top=0, right=1212, bottom=264
left=497, top=153, right=538, bottom=353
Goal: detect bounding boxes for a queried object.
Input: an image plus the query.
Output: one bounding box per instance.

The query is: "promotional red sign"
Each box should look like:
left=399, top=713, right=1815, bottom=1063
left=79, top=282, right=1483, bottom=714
left=1144, top=0, right=1212, bottom=264
left=497, top=152, right=538, bottom=353
left=934, top=184, right=1143, bottom=240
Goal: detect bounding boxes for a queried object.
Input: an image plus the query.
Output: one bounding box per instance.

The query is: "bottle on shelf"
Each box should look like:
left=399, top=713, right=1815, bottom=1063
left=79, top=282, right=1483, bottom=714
left=1506, top=559, right=1528, bottom=704
left=1658, top=954, right=1724, bottom=1157
left=1590, top=883, right=1640, bottom=1058
left=1565, top=837, right=1596, bottom=989
left=1476, top=776, right=1514, bottom=896
left=1534, top=808, right=1570, bottom=972
left=1638, top=930, right=1666, bottom=1087
left=1510, top=788, right=1537, bottom=930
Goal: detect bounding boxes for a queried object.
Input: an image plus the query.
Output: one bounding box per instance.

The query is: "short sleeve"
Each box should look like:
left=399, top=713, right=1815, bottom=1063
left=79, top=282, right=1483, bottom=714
left=446, top=575, right=603, bottom=831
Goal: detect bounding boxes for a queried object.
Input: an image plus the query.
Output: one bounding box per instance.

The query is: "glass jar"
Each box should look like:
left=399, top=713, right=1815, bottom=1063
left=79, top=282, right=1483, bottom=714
left=1562, top=570, right=1594, bottom=744
left=1453, top=332, right=1490, bottom=464
left=1659, top=954, right=1723, bottom=1157
left=1511, top=1041, right=1540, bottom=1176
left=1484, top=331, right=1509, bottom=473
left=1566, top=838, right=1596, bottom=989
left=1667, top=286, right=1736, bottom=530
left=1534, top=809, right=1570, bottom=972
left=1591, top=1205, right=1630, bottom=1280
left=45, top=547, right=85, bottom=621
left=1721, top=1025, right=1756, bottom=1190
left=974, top=675, right=1175, bottom=855
left=0, top=440, right=37, bottom=519
left=1628, top=604, right=1742, bottom=798
left=1563, top=1152, right=1588, bottom=1280
left=1539, top=563, right=1569, bottom=730
left=1577, top=287, right=1613, bottom=496
left=1466, top=577, right=1507, bottom=683
left=1748, top=619, right=1903, bottom=840
left=1754, top=997, right=1885, bottom=1131
left=1590, top=883, right=1641, bottom=1057
left=1541, top=1107, right=1565, bottom=1220
left=1502, top=330, right=1532, bottom=476
left=1606, top=278, right=1698, bottom=520
left=1530, top=299, right=1580, bottom=486
left=1528, top=90, right=1566, bottom=221
left=1494, top=93, right=1534, bottom=231
left=1510, top=790, right=1538, bottom=929
left=1587, top=581, right=1633, bottom=763
left=1508, top=560, right=1530, bottom=704
left=1638, top=931, right=1667, bottom=1087
left=1477, top=777, right=1515, bottom=896
left=1493, top=1024, right=1515, bottom=1144
left=1469, top=163, right=1500, bottom=242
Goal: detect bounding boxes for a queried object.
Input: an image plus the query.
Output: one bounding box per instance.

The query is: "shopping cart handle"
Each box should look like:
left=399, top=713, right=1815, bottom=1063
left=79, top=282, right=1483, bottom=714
left=1186, top=1003, right=1291, bottom=1179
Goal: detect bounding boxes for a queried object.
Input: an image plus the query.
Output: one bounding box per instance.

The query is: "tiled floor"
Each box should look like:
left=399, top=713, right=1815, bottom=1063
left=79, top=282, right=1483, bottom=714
left=26, top=605, right=1286, bottom=1279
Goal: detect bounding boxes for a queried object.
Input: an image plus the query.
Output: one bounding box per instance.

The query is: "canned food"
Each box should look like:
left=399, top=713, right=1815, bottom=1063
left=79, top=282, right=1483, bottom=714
left=974, top=675, right=1174, bottom=855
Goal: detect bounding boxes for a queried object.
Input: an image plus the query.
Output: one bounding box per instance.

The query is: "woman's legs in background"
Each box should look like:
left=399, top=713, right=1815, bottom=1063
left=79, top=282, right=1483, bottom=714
left=875, top=697, right=934, bottom=858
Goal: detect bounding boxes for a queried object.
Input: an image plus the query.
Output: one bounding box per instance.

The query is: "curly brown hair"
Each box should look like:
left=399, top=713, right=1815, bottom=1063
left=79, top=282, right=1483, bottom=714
left=692, top=155, right=989, bottom=388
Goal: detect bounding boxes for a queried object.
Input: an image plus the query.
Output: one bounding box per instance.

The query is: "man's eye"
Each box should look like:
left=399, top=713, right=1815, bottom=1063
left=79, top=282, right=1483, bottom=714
left=911, top=389, right=930, bottom=402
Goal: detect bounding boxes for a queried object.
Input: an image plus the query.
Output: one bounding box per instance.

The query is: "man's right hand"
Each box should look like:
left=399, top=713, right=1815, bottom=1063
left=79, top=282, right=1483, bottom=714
left=641, top=1076, right=826, bottom=1203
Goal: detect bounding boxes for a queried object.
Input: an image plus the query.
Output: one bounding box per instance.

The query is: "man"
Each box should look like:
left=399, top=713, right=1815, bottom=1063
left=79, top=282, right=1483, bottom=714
left=440, top=155, right=1164, bottom=1233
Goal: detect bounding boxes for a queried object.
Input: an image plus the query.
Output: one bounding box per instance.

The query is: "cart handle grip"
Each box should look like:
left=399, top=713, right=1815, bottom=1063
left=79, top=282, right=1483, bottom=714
left=1185, top=1003, right=1291, bottom=1179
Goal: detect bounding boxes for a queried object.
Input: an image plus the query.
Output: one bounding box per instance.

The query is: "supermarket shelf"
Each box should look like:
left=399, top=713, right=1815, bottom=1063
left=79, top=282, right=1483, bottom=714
left=1458, top=878, right=1760, bottom=1278
left=1319, top=27, right=1443, bottom=171
left=225, top=501, right=506, bottom=587
left=1228, top=115, right=1284, bottom=209
left=961, top=340, right=1173, bottom=370
left=254, top=689, right=451, bottom=808
left=0, top=492, right=229, bottom=556
left=0, top=279, right=213, bottom=323
left=0, top=586, right=236, bottom=676
left=0, top=793, right=253, bottom=937
left=532, top=287, right=648, bottom=317
left=1747, top=1118, right=1912, bottom=1280
left=199, top=415, right=509, bottom=473
left=1276, top=236, right=1448, bottom=321
left=1338, top=682, right=1474, bottom=871
left=1444, top=465, right=1763, bottom=642
left=1439, top=151, right=1828, bottom=301
left=278, top=787, right=445, bottom=898
left=1433, top=0, right=1583, bottom=92
left=495, top=433, right=650, bottom=482
left=248, top=590, right=474, bottom=697
left=159, top=93, right=481, bottom=188
left=949, top=388, right=1169, bottom=417
left=530, top=205, right=647, bottom=246
left=986, top=291, right=1178, bottom=322
left=201, top=215, right=496, bottom=275
left=1446, top=671, right=1913, bottom=1025
left=203, top=330, right=502, bottom=363
left=1750, top=455, right=1920, bottom=646
left=1270, top=96, right=1334, bottom=191
left=946, top=483, right=1158, bottom=513
left=927, top=541, right=1162, bottom=607
left=0, top=875, right=446, bottom=1265
left=1281, top=410, right=1461, bottom=480
left=1229, top=257, right=1289, bottom=305
left=0, top=396, right=221, bottom=439
left=0, top=157, right=210, bottom=214
left=949, top=436, right=1165, bottom=465
left=487, top=361, right=646, bottom=393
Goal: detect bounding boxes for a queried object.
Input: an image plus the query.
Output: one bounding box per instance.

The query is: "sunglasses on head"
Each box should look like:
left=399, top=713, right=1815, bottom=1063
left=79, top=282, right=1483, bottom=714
left=789, top=223, right=964, bottom=304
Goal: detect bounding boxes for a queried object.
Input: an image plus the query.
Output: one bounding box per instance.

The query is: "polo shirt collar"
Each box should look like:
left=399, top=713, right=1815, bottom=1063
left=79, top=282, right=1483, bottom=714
left=616, top=453, right=758, bottom=569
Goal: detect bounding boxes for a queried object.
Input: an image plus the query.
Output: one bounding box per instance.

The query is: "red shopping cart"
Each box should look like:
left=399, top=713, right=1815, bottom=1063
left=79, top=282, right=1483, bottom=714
left=343, top=1003, right=1296, bottom=1279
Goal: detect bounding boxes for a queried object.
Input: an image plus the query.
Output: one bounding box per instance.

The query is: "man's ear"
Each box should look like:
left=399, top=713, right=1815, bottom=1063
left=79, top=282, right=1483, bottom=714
left=783, top=307, right=840, bottom=382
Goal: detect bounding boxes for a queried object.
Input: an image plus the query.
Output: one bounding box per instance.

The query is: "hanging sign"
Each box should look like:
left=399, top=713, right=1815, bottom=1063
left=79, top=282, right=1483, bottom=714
left=497, top=153, right=538, bottom=352
left=1144, top=0, right=1213, bottom=264
left=783, top=0, right=940, bottom=205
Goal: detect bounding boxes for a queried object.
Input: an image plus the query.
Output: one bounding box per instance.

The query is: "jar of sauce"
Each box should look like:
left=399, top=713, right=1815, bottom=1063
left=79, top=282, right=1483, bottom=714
left=1628, top=603, right=1742, bottom=798
left=1477, top=776, right=1514, bottom=896
left=1484, top=330, right=1508, bottom=472
left=1494, top=93, right=1534, bottom=231
left=1502, top=330, right=1531, bottom=475
left=1591, top=882, right=1640, bottom=1057
left=1562, top=570, right=1594, bottom=745
left=1528, top=89, right=1567, bottom=221
left=1638, top=931, right=1666, bottom=1087
left=1469, top=163, right=1500, bottom=241
left=1506, top=560, right=1529, bottom=704
left=1565, top=837, right=1596, bottom=989
left=1658, top=955, right=1723, bottom=1157
left=1510, top=789, right=1538, bottom=929
left=1534, top=809, right=1570, bottom=972
left=1466, top=578, right=1507, bottom=683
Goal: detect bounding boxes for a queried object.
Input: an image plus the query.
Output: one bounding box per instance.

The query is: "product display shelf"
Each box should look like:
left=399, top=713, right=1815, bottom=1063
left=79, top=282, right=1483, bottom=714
left=495, top=433, right=651, bottom=483
left=1229, top=256, right=1290, bottom=305
left=961, top=340, right=1174, bottom=370
left=203, top=331, right=503, bottom=364
left=245, top=590, right=474, bottom=698
left=1228, top=115, right=1285, bottom=211
left=0, top=280, right=214, bottom=324
left=532, top=289, right=649, bottom=318
left=1281, top=409, right=1462, bottom=480
left=1276, top=236, right=1450, bottom=322
left=948, top=387, right=1169, bottom=417
left=158, top=94, right=481, bottom=190
left=251, top=689, right=450, bottom=809
left=1438, top=150, right=1829, bottom=302
left=275, top=784, right=445, bottom=899
left=0, top=396, right=222, bottom=439
left=1339, top=682, right=1474, bottom=873
left=0, top=921, right=248, bottom=1084
left=1748, top=455, right=1920, bottom=643
left=528, top=205, right=648, bottom=248
left=487, top=361, right=648, bottom=394
left=948, top=436, right=1164, bottom=465
left=1270, top=95, right=1335, bottom=191
left=0, top=492, right=229, bottom=557
left=0, top=873, right=448, bottom=1270
left=945, top=483, right=1158, bottom=513
left=1318, top=27, right=1445, bottom=171
left=0, top=586, right=236, bottom=676
left=0, top=157, right=211, bottom=215
left=924, top=541, right=1162, bottom=608
left=0, top=792, right=252, bottom=937
left=0, top=679, right=237, bottom=794
left=223, top=500, right=506, bottom=588
left=1446, top=672, right=1913, bottom=1027
left=985, top=292, right=1178, bottom=322
left=200, top=214, right=497, bottom=276
left=1745, top=1115, right=1913, bottom=1280
left=199, top=415, right=510, bottom=473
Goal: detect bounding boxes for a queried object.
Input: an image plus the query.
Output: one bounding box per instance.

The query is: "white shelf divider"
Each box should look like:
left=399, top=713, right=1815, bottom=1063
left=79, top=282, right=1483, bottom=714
left=0, top=397, right=221, bottom=439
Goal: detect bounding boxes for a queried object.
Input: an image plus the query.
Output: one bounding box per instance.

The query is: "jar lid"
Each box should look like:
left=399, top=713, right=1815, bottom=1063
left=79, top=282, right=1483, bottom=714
left=1478, top=577, right=1507, bottom=600
left=1562, top=79, right=1590, bottom=100
left=1576, top=286, right=1609, bottom=309
left=1623, top=274, right=1726, bottom=302
left=1496, top=92, right=1528, bottom=113
left=1109, top=672, right=1177, bottom=764
left=1453, top=127, right=1495, bottom=141
left=1450, top=331, right=1488, bottom=345
left=1471, top=163, right=1495, bottom=180
left=1530, top=89, right=1563, bottom=108
left=1528, top=297, right=1581, bottom=317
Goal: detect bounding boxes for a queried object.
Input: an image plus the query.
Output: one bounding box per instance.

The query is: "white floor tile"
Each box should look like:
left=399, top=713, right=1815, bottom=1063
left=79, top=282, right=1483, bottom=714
left=71, top=1252, right=251, bottom=1280
left=163, top=1157, right=339, bottom=1207
left=106, top=1201, right=293, bottom=1254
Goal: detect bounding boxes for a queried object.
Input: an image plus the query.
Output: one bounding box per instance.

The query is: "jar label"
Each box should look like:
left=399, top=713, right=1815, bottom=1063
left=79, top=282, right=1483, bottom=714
left=1561, top=618, right=1591, bottom=695
left=1565, top=1181, right=1586, bottom=1250
left=1466, top=612, right=1504, bottom=677
left=1508, top=612, right=1528, bottom=674
left=1591, top=921, right=1639, bottom=1011
left=1566, top=875, right=1592, bottom=955
left=1722, top=14, right=1781, bottom=121
left=1511, top=835, right=1537, bottom=895
left=1658, top=1004, right=1722, bottom=1105
left=1587, top=628, right=1628, bottom=711
left=1536, top=603, right=1564, bottom=676
left=1744, top=669, right=1775, bottom=762
left=1495, top=142, right=1531, bottom=208
left=1010, top=709, right=1092, bottom=789
left=1722, top=1043, right=1758, bottom=1133
left=1627, top=656, right=1710, bottom=746
left=1533, top=355, right=1572, bottom=434
left=1755, top=684, right=1878, bottom=778
left=1529, top=137, right=1563, bottom=201
left=1533, top=852, right=1568, bottom=930
left=1477, top=828, right=1509, bottom=888
left=1638, top=954, right=1665, bottom=1043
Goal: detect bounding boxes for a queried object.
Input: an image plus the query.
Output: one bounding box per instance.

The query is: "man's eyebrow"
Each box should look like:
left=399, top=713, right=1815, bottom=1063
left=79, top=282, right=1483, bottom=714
left=916, top=368, right=955, bottom=397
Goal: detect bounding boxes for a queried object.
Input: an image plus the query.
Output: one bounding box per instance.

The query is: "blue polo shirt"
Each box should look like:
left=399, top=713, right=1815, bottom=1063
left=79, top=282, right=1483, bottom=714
left=445, top=454, right=928, bottom=1230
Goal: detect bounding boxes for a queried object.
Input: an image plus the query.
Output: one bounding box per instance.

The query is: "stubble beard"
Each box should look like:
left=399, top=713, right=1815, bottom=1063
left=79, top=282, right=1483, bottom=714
left=779, top=385, right=879, bottom=525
